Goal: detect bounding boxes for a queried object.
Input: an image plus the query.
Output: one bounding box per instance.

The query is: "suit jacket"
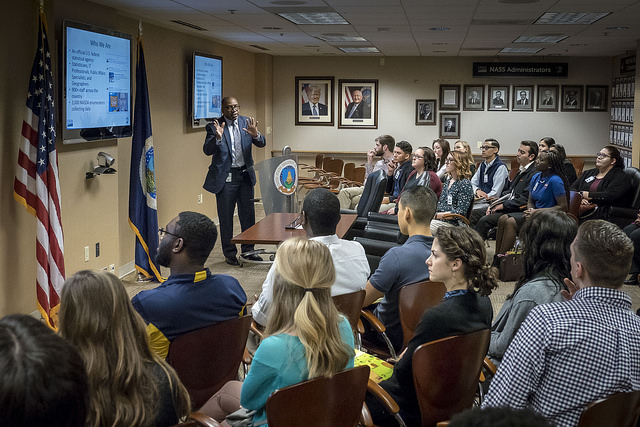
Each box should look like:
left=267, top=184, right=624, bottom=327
left=468, top=97, right=480, bottom=104
left=516, top=99, right=529, bottom=105
left=493, top=97, right=504, bottom=105
left=571, top=167, right=631, bottom=212
left=202, top=115, right=266, bottom=194
left=542, top=97, right=554, bottom=105
left=344, top=101, right=370, bottom=119
left=501, top=164, right=537, bottom=212
left=301, top=102, right=328, bottom=115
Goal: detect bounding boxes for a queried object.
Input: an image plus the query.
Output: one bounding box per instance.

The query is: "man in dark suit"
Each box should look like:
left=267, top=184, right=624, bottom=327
left=301, top=85, right=328, bottom=116
left=444, top=119, right=456, bottom=133
left=203, top=96, right=266, bottom=265
left=493, top=91, right=505, bottom=105
left=468, top=90, right=480, bottom=104
left=541, top=90, right=554, bottom=105
left=516, top=90, right=529, bottom=105
left=344, top=89, right=370, bottom=119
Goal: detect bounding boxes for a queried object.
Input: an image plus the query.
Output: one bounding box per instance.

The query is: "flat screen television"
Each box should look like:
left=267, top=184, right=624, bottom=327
left=62, top=20, right=132, bottom=143
left=191, top=51, right=223, bottom=128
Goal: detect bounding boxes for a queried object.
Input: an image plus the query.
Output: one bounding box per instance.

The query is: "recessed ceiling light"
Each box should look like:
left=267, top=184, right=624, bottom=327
left=429, top=27, right=450, bottom=31
left=277, top=12, right=348, bottom=25
left=500, top=47, right=543, bottom=53
left=317, top=35, right=367, bottom=42
left=339, top=47, right=380, bottom=53
left=515, top=35, right=568, bottom=43
left=534, top=12, right=610, bottom=25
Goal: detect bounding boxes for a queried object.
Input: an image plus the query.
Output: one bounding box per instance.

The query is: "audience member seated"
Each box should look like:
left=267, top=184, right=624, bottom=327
left=448, top=407, right=555, bottom=427
left=132, top=211, right=247, bottom=359
left=471, top=138, right=509, bottom=211
left=379, top=140, right=414, bottom=212
left=471, top=140, right=538, bottom=239
left=538, top=136, right=555, bottom=152
left=252, top=188, right=370, bottom=328
left=430, top=151, right=474, bottom=232
left=200, top=238, right=355, bottom=424
left=454, top=140, right=476, bottom=175
left=384, top=147, right=442, bottom=214
left=571, top=145, right=631, bottom=222
left=483, top=220, right=640, bottom=427
left=338, top=135, right=395, bottom=210
left=366, top=226, right=497, bottom=426
left=362, top=186, right=436, bottom=353
left=488, top=210, right=577, bottom=367
left=494, top=151, right=570, bottom=259
left=548, top=143, right=578, bottom=185
left=623, top=210, right=640, bottom=286
left=60, top=270, right=191, bottom=426
left=0, top=314, right=88, bottom=427
left=433, top=138, right=451, bottom=178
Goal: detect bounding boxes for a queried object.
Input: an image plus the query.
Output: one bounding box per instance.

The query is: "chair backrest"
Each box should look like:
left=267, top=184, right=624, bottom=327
left=266, top=366, right=370, bottom=427
left=315, top=154, right=325, bottom=169
left=570, top=157, right=585, bottom=177
left=172, top=412, right=221, bottom=427
left=357, top=169, right=388, bottom=217
left=577, top=390, right=640, bottom=427
left=412, top=329, right=491, bottom=426
left=398, top=281, right=447, bottom=349
left=568, top=190, right=582, bottom=219
left=333, top=289, right=366, bottom=333
left=352, top=167, right=366, bottom=185
left=323, top=157, right=344, bottom=177
left=344, top=162, right=356, bottom=179
left=625, top=167, right=640, bottom=210
left=168, top=315, right=253, bottom=408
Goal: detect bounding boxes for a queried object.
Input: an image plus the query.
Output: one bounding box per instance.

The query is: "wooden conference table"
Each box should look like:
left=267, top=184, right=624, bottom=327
left=231, top=212, right=357, bottom=246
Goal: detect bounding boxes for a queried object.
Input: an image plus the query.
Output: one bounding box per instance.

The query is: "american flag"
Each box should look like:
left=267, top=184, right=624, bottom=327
left=13, top=14, right=65, bottom=329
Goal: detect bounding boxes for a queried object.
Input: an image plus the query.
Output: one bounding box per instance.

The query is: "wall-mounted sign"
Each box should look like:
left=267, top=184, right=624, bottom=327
left=473, top=62, right=568, bottom=78
left=620, top=56, right=636, bottom=75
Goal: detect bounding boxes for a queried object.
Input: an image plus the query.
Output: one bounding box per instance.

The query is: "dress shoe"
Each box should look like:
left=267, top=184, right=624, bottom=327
left=225, top=257, right=240, bottom=266
left=624, top=274, right=639, bottom=286
left=244, top=254, right=263, bottom=262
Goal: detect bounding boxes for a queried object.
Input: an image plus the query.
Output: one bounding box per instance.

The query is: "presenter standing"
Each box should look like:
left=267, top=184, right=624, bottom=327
left=203, top=96, right=266, bottom=265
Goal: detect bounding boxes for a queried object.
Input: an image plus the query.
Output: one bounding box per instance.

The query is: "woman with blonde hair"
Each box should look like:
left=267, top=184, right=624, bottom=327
left=201, top=237, right=355, bottom=424
left=430, top=150, right=474, bottom=231
left=59, top=270, right=191, bottom=427
left=454, top=140, right=476, bottom=175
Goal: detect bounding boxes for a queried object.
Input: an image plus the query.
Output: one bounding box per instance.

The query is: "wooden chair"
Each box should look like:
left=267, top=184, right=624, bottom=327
left=568, top=190, right=582, bottom=221
left=265, top=366, right=370, bottom=427
left=440, top=198, right=475, bottom=226
left=367, top=329, right=491, bottom=427
left=577, top=390, right=640, bottom=427
left=569, top=157, right=585, bottom=178
left=398, top=280, right=446, bottom=349
left=333, top=289, right=366, bottom=335
left=172, top=412, right=220, bottom=426
left=168, top=315, right=253, bottom=409
left=303, top=158, right=345, bottom=190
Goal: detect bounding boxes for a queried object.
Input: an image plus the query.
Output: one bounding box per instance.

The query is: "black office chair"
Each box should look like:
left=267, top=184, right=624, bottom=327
left=343, top=170, right=388, bottom=240
left=608, top=167, right=640, bottom=228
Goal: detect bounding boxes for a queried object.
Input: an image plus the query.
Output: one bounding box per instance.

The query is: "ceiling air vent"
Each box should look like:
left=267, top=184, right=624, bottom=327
left=170, top=20, right=208, bottom=31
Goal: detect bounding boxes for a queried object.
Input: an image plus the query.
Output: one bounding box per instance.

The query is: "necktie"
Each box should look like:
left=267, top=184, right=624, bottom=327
left=231, top=121, right=244, bottom=167
left=348, top=104, right=357, bottom=118
left=312, top=105, right=318, bottom=116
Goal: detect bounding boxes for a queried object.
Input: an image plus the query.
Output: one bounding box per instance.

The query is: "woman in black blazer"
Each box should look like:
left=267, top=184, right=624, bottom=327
left=571, top=145, right=631, bottom=221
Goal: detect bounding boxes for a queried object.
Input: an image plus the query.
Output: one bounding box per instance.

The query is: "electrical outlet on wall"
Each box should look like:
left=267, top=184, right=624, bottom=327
left=109, top=264, right=115, bottom=274
left=84, top=246, right=89, bottom=262
left=197, top=194, right=203, bottom=204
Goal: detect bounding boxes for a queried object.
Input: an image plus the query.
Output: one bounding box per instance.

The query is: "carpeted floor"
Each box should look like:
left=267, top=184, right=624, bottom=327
left=123, top=203, right=640, bottom=318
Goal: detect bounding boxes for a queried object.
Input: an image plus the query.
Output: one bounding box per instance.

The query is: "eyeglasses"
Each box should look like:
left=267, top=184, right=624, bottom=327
left=480, top=145, right=497, bottom=150
left=412, top=154, right=424, bottom=159
left=223, top=105, right=240, bottom=110
left=159, top=228, right=181, bottom=239
left=596, top=152, right=611, bottom=158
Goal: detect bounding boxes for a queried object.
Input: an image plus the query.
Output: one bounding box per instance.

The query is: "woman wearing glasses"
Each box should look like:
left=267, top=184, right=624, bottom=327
left=430, top=151, right=474, bottom=232
left=570, top=145, right=630, bottom=222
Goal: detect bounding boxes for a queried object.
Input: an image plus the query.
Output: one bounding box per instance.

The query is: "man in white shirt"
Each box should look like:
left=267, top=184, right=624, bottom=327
left=252, top=188, right=370, bottom=327
left=337, top=135, right=395, bottom=209
left=470, top=138, right=509, bottom=210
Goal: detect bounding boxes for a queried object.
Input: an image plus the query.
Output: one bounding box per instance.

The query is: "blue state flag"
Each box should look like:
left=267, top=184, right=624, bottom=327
left=129, top=38, right=162, bottom=281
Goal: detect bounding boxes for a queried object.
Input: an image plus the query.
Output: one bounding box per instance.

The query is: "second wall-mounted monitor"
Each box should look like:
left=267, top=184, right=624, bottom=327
left=191, top=51, right=222, bottom=128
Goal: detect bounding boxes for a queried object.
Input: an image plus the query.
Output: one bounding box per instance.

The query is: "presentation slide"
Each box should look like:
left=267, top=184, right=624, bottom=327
left=65, top=26, right=131, bottom=130
left=193, top=53, right=222, bottom=120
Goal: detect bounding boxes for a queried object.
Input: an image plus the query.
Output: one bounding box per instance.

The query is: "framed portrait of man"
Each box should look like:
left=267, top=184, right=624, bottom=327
left=561, top=85, right=583, bottom=112
left=439, top=84, right=460, bottom=110
left=463, top=85, right=484, bottom=111
left=440, top=113, right=460, bottom=138
left=512, top=86, right=533, bottom=111
left=416, top=99, right=436, bottom=125
left=488, top=85, right=509, bottom=111
left=295, top=77, right=334, bottom=126
left=536, top=85, right=558, bottom=112
left=338, top=79, right=378, bottom=129
left=585, top=85, right=608, bottom=111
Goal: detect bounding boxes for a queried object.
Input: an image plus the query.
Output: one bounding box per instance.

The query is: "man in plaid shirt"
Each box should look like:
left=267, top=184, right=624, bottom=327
left=483, top=220, right=640, bottom=427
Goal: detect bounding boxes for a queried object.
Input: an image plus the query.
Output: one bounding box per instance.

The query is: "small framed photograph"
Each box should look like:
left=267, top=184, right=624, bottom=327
left=488, top=85, right=509, bottom=111
left=440, top=113, right=460, bottom=139
left=536, top=85, right=559, bottom=111
left=561, top=85, right=583, bottom=111
left=415, top=99, right=437, bottom=125
left=463, top=85, right=484, bottom=111
left=585, top=85, right=608, bottom=111
left=439, top=84, right=460, bottom=110
left=295, top=77, right=334, bottom=126
left=512, top=86, right=533, bottom=111
left=338, top=79, right=378, bottom=129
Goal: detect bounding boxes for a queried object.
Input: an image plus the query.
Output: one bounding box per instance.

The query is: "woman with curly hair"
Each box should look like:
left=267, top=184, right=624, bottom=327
left=200, top=237, right=355, bottom=424
left=494, top=150, right=570, bottom=258
left=59, top=270, right=191, bottom=427
left=430, top=150, right=474, bottom=231
left=366, top=226, right=497, bottom=426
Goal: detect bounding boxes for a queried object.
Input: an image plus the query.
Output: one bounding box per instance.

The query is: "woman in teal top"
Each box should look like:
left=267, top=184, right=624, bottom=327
left=200, top=237, right=355, bottom=425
